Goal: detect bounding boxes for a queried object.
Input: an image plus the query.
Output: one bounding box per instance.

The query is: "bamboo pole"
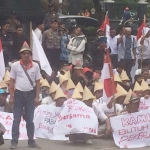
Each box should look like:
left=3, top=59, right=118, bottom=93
left=30, top=22, right=33, bottom=50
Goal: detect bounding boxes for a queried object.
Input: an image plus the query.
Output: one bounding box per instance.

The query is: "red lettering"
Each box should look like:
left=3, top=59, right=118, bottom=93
left=6, top=115, right=12, bottom=120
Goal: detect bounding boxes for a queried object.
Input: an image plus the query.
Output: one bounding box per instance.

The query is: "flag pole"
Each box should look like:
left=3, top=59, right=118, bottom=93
left=140, top=15, right=146, bottom=70
left=30, top=21, right=33, bottom=50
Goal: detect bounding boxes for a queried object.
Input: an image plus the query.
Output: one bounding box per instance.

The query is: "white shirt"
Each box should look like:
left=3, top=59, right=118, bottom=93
left=10, top=61, right=41, bottom=91
left=107, top=36, right=118, bottom=54
left=93, top=98, right=106, bottom=105
left=135, top=69, right=150, bottom=75
left=34, top=28, right=42, bottom=44
left=92, top=104, right=108, bottom=122
left=41, top=97, right=54, bottom=105
left=100, top=103, right=123, bottom=115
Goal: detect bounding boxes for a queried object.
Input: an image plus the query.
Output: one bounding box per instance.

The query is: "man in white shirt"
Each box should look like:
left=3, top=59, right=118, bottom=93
left=34, top=20, right=44, bottom=44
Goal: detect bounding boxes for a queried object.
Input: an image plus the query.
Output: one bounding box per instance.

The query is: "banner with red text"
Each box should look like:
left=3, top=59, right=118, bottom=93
left=0, top=112, right=28, bottom=140
left=110, top=110, right=150, bottom=148
left=139, top=97, right=150, bottom=111
left=34, top=104, right=68, bottom=140
left=53, top=99, right=98, bottom=135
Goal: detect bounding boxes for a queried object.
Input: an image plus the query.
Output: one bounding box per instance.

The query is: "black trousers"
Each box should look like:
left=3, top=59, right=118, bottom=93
left=110, top=54, right=118, bottom=69
left=120, top=59, right=134, bottom=82
left=45, top=48, right=61, bottom=69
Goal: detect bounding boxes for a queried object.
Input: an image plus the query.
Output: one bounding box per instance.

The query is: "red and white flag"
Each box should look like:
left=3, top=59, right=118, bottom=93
left=137, top=16, right=146, bottom=40
left=0, top=39, right=5, bottom=82
left=99, top=11, right=110, bottom=38
left=101, top=51, right=117, bottom=104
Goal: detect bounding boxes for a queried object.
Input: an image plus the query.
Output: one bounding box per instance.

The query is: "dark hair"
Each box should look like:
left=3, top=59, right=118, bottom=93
left=142, top=60, right=149, bottom=68
left=16, top=24, right=23, bottom=30
left=117, top=61, right=125, bottom=69
left=75, top=26, right=85, bottom=34
left=110, top=27, right=116, bottom=31
left=124, top=24, right=132, bottom=28
left=2, top=21, right=10, bottom=26
left=134, top=74, right=143, bottom=81
left=142, top=68, right=149, bottom=74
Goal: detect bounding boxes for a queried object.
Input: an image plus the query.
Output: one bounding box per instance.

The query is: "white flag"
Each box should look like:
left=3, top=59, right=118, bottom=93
left=0, top=39, right=5, bottom=82
left=32, top=30, right=52, bottom=76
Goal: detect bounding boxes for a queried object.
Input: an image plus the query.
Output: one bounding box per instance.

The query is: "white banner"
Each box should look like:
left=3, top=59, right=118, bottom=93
left=53, top=99, right=98, bottom=135
left=0, top=112, right=28, bottom=140
left=139, top=97, right=150, bottom=111
left=34, top=105, right=68, bottom=140
left=110, top=110, right=150, bottom=148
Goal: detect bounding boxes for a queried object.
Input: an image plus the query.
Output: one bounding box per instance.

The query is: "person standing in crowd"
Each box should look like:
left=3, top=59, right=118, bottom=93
left=34, top=20, right=44, bottom=44
left=43, top=3, right=58, bottom=30
left=7, top=11, right=20, bottom=34
left=67, top=26, right=87, bottom=66
left=9, top=43, right=41, bottom=149
left=60, top=22, right=71, bottom=64
left=123, top=7, right=131, bottom=22
left=13, top=25, right=29, bottom=60
left=137, top=27, right=150, bottom=69
left=0, top=21, right=13, bottom=66
left=84, top=9, right=90, bottom=17
left=120, top=26, right=137, bottom=81
left=42, top=20, right=61, bottom=69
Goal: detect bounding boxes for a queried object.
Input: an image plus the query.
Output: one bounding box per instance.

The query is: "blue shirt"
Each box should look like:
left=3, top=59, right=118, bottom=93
left=60, top=34, right=71, bottom=61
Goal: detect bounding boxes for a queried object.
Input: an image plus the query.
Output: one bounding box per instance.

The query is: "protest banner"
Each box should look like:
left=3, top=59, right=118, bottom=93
left=110, top=110, right=150, bottom=148
left=0, top=112, right=28, bottom=140
left=34, top=104, right=68, bottom=140
left=53, top=99, right=98, bottom=135
left=139, top=97, right=150, bottom=111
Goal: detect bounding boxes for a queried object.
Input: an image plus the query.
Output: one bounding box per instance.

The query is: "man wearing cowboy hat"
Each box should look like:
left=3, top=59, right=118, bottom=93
left=9, top=42, right=41, bottom=149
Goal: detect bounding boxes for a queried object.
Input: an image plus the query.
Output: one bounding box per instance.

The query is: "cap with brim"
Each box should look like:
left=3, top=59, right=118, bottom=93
left=41, top=79, right=50, bottom=88
left=59, top=74, right=68, bottom=85
left=94, top=82, right=103, bottom=93
left=114, top=74, right=122, bottom=83
left=115, top=84, right=127, bottom=99
left=74, top=66, right=83, bottom=70
left=76, top=82, right=84, bottom=93
left=71, top=88, right=82, bottom=100
left=54, top=87, right=67, bottom=101
left=74, top=62, right=83, bottom=70
left=120, top=70, right=130, bottom=81
left=19, top=41, right=32, bottom=54
left=123, top=89, right=132, bottom=105
left=0, top=80, right=7, bottom=89
left=133, top=82, right=143, bottom=92
left=141, top=80, right=150, bottom=91
left=66, top=79, right=75, bottom=90
left=49, top=81, right=58, bottom=94
left=83, top=86, right=95, bottom=101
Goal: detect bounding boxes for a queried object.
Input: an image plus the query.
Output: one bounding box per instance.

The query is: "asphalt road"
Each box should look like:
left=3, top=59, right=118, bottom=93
left=1, top=139, right=150, bottom=150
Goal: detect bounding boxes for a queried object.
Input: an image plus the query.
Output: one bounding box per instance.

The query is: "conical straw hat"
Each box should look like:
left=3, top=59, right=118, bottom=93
left=66, top=79, right=75, bottom=90
left=0, top=80, right=7, bottom=89
left=65, top=71, right=71, bottom=79
left=76, top=82, right=84, bottom=93
left=94, top=82, right=103, bottom=93
left=71, top=88, right=82, bottom=100
left=123, top=89, right=132, bottom=105
left=19, top=41, right=32, bottom=53
left=114, top=73, right=122, bottom=82
left=41, top=79, right=50, bottom=88
left=4, top=70, right=10, bottom=82
left=141, top=80, right=150, bottom=91
left=83, top=86, right=95, bottom=101
left=115, top=84, right=127, bottom=99
left=49, top=81, right=58, bottom=94
left=120, top=70, right=130, bottom=81
left=133, top=82, right=143, bottom=92
left=59, top=74, right=68, bottom=85
left=54, top=87, right=67, bottom=100
left=40, top=78, right=45, bottom=85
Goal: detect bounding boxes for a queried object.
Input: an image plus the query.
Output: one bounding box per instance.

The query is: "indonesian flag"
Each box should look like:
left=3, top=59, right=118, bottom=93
left=0, top=39, right=5, bottom=82
left=32, top=30, right=52, bottom=76
left=137, top=16, right=146, bottom=40
left=99, top=11, right=110, bottom=38
left=101, top=51, right=117, bottom=104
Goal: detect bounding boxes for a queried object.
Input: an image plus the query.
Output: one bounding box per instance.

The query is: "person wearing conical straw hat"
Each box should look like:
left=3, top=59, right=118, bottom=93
left=71, top=88, right=82, bottom=100
left=64, top=70, right=71, bottom=79
left=9, top=41, right=41, bottom=149
left=49, top=81, right=58, bottom=101
left=93, top=82, right=104, bottom=105
left=52, top=87, right=67, bottom=107
left=59, top=74, right=68, bottom=94
left=141, top=80, right=150, bottom=98
left=141, top=68, right=150, bottom=85
left=40, top=79, right=50, bottom=99
left=76, top=82, right=84, bottom=96
left=115, top=84, right=127, bottom=105
left=66, top=79, right=75, bottom=98
left=114, top=73, right=122, bottom=83
left=133, top=81, right=143, bottom=98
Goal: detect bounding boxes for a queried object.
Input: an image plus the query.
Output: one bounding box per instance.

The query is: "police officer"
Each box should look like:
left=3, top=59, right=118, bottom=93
left=42, top=20, right=61, bottom=69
